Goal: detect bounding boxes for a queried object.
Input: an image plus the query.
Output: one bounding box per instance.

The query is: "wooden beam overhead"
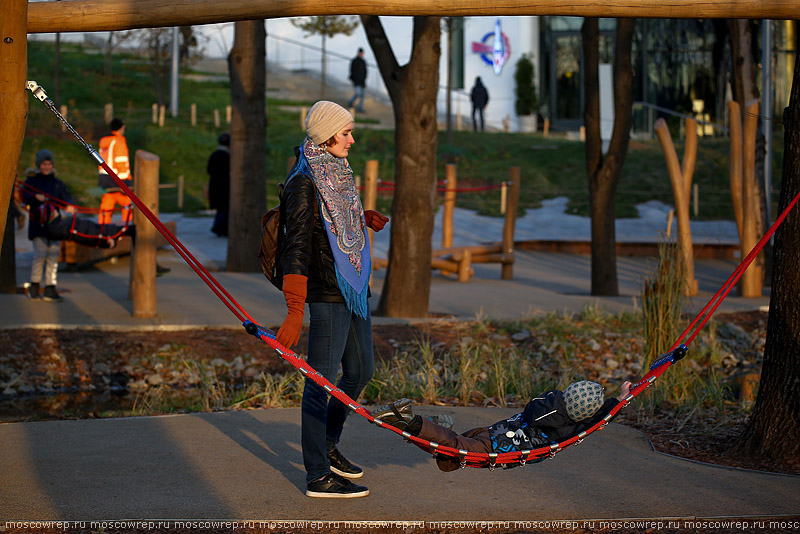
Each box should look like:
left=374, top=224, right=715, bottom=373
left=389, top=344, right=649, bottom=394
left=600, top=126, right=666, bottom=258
left=28, top=0, right=800, bottom=34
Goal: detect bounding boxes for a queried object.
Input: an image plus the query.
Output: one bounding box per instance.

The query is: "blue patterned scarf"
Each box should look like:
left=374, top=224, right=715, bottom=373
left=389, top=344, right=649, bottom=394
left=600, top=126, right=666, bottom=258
left=297, top=137, right=371, bottom=318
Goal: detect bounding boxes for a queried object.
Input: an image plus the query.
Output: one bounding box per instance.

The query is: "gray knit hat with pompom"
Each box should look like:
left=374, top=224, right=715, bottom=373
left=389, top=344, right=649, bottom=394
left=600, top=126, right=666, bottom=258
left=563, top=381, right=605, bottom=421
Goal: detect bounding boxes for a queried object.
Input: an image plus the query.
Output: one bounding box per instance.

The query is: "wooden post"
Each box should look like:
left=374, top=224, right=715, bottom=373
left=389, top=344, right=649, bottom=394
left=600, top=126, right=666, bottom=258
left=740, top=99, right=762, bottom=297
left=457, top=249, right=472, bottom=282
left=363, top=160, right=378, bottom=212
left=501, top=166, right=520, bottom=279
left=158, top=105, right=165, bottom=127
left=226, top=105, right=231, bottom=124
left=130, top=150, right=159, bottom=317
left=190, top=103, right=197, bottom=126
left=693, top=183, right=699, bottom=218
left=728, top=101, right=744, bottom=243
left=177, top=174, right=184, bottom=209
left=456, top=112, right=462, bottom=132
left=300, top=107, right=307, bottom=129
left=500, top=181, right=508, bottom=215
left=442, top=164, right=457, bottom=249
left=104, top=102, right=113, bottom=125
left=543, top=118, right=550, bottom=137
left=60, top=105, right=68, bottom=132
left=364, top=160, right=379, bottom=268
left=152, top=103, right=158, bottom=124
left=0, top=0, right=28, bottom=254
left=654, top=118, right=698, bottom=295
left=214, top=109, right=220, bottom=128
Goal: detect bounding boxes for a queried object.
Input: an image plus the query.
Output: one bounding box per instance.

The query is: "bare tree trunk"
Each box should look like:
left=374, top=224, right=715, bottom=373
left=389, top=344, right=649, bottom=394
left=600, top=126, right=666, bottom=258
left=226, top=20, right=266, bottom=272
left=583, top=18, right=635, bottom=296
left=731, top=55, right=800, bottom=465
left=362, top=15, right=441, bottom=317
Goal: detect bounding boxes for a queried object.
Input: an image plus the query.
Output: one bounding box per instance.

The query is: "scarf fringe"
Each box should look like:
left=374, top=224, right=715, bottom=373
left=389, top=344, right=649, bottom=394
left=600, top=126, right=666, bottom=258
left=335, top=265, right=369, bottom=319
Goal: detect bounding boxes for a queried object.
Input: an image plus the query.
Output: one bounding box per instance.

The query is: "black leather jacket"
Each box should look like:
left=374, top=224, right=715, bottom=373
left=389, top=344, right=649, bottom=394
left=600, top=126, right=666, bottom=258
left=279, top=170, right=345, bottom=303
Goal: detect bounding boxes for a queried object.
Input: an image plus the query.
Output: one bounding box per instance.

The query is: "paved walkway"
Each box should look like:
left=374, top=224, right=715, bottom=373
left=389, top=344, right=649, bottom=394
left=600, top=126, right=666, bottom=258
left=2, top=207, right=791, bottom=526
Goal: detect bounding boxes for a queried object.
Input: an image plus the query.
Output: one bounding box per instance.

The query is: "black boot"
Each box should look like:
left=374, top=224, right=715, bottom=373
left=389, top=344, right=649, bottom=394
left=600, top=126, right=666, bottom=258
left=27, top=282, right=41, bottom=300
left=42, top=285, right=63, bottom=303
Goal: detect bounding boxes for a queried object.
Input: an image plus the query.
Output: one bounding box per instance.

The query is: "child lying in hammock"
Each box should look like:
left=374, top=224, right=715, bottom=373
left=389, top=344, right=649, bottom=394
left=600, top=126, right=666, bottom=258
left=32, top=202, right=135, bottom=249
left=372, top=380, right=632, bottom=472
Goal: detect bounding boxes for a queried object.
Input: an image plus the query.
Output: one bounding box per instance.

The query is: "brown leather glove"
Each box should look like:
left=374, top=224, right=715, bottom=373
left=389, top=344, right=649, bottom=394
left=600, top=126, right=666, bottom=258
left=364, top=209, right=389, bottom=232
left=277, top=274, right=307, bottom=348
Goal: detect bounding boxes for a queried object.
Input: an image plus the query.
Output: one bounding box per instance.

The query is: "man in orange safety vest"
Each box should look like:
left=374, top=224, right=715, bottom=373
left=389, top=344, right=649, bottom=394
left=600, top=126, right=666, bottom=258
left=98, top=118, right=132, bottom=224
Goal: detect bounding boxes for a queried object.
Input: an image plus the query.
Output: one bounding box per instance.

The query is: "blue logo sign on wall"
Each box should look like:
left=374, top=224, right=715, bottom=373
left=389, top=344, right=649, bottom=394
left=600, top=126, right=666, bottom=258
left=471, top=19, right=511, bottom=75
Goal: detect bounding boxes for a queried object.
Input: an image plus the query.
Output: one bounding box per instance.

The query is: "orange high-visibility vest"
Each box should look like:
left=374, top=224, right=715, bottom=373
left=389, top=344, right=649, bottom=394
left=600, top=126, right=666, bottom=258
left=98, top=132, right=131, bottom=180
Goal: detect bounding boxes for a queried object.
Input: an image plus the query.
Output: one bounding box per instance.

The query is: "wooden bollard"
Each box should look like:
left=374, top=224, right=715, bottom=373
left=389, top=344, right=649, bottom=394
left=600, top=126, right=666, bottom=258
left=60, top=105, right=68, bottom=132
left=501, top=166, right=520, bottom=279
left=226, top=105, right=231, bottom=124
left=214, top=109, right=220, bottom=128
left=500, top=182, right=508, bottom=215
left=158, top=105, right=166, bottom=127
left=130, top=150, right=159, bottom=318
left=191, top=103, right=197, bottom=127
left=104, top=102, right=113, bottom=125
left=152, top=103, right=158, bottom=124
left=543, top=118, right=550, bottom=137
left=728, top=101, right=744, bottom=243
left=364, top=160, right=379, bottom=268
left=442, top=164, right=457, bottom=249
left=654, top=117, right=698, bottom=295
left=740, top=100, right=762, bottom=297
left=177, top=175, right=184, bottom=209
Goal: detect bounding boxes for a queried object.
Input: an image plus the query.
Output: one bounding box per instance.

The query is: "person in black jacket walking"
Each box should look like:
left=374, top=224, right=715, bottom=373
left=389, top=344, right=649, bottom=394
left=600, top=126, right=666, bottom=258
left=206, top=133, right=230, bottom=237
left=347, top=48, right=367, bottom=112
left=373, top=380, right=633, bottom=472
left=21, top=150, right=75, bottom=302
left=470, top=76, right=489, bottom=132
left=277, top=101, right=388, bottom=498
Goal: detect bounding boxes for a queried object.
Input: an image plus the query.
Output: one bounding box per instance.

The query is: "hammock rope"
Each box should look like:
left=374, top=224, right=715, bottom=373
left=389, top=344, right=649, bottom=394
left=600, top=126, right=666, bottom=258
left=26, top=79, right=798, bottom=469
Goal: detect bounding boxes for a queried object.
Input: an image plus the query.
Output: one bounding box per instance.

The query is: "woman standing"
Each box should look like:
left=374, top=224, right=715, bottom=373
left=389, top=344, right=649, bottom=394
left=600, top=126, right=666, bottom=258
left=277, top=101, right=388, bottom=498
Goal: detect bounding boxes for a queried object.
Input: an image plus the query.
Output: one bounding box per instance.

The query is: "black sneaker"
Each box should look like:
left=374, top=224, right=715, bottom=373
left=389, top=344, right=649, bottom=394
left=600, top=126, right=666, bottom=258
left=371, top=398, right=414, bottom=430
left=327, top=447, right=363, bottom=479
left=42, top=285, right=63, bottom=303
left=305, top=473, right=369, bottom=498
left=27, top=282, right=41, bottom=300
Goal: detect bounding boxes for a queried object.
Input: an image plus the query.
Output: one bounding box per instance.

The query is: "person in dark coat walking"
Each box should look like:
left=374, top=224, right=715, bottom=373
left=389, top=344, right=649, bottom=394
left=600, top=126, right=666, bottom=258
left=206, top=133, right=230, bottom=237
left=470, top=76, right=489, bottom=132
left=347, top=48, right=367, bottom=113
left=373, top=380, right=633, bottom=472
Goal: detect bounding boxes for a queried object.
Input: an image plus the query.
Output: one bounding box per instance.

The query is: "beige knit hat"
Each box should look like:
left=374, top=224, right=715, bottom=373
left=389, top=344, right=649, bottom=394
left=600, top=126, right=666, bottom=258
left=305, top=101, right=354, bottom=145
left=563, top=381, right=605, bottom=421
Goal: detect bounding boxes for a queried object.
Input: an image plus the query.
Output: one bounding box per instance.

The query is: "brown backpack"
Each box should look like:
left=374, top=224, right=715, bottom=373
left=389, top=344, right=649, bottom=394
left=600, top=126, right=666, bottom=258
left=258, top=205, right=284, bottom=290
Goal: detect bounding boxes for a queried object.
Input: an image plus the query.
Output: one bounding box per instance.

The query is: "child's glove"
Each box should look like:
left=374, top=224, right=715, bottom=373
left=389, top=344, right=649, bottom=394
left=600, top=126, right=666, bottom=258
left=364, top=210, right=389, bottom=232
left=277, top=274, right=307, bottom=348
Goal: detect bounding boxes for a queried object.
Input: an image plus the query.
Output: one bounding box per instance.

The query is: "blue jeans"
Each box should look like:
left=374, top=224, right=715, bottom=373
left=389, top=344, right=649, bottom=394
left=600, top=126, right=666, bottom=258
left=301, top=301, right=374, bottom=483
left=348, top=85, right=365, bottom=111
